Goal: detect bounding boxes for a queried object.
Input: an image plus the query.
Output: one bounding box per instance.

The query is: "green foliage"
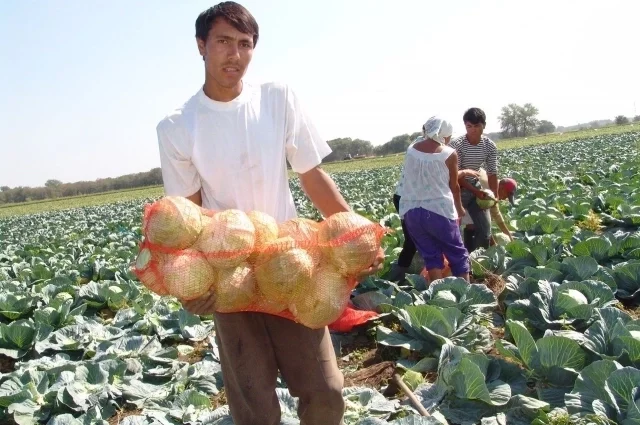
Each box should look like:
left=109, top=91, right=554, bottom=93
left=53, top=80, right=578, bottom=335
left=537, top=120, right=556, bottom=134
left=499, top=103, right=540, bottom=138
left=615, top=115, right=630, bottom=125
left=323, top=137, right=374, bottom=162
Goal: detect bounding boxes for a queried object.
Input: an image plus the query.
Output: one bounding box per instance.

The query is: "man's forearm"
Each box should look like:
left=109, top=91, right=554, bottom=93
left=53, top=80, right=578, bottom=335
left=299, top=166, right=351, bottom=217
left=491, top=206, right=512, bottom=238
left=488, top=174, right=498, bottom=197
left=450, top=182, right=464, bottom=216
left=458, top=176, right=479, bottom=194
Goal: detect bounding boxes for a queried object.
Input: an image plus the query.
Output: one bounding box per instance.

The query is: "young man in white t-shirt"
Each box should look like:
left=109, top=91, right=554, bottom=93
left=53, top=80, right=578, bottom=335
left=155, top=2, right=384, bottom=425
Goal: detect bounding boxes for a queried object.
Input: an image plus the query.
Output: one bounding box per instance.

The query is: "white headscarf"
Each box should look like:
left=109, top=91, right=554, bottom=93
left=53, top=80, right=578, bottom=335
left=422, top=116, right=453, bottom=145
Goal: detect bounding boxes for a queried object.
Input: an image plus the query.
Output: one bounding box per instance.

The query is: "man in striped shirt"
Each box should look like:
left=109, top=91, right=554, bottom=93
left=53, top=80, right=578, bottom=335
left=449, top=107, right=499, bottom=251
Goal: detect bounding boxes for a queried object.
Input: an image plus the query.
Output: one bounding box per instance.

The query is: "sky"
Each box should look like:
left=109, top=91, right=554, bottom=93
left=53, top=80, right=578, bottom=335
left=1, top=0, right=638, bottom=188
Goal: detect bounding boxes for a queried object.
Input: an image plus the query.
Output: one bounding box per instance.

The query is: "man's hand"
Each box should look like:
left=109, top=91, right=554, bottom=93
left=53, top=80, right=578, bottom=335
left=474, top=189, right=489, bottom=200
left=181, top=292, right=217, bottom=316
left=357, top=247, right=385, bottom=281
left=455, top=206, right=466, bottom=223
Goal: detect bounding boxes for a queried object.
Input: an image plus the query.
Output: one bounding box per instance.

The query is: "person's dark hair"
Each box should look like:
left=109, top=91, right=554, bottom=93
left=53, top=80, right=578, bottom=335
left=463, top=108, right=486, bottom=126
left=195, top=2, right=259, bottom=47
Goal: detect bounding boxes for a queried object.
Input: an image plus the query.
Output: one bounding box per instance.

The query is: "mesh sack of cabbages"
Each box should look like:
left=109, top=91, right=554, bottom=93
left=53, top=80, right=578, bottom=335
left=132, top=196, right=386, bottom=329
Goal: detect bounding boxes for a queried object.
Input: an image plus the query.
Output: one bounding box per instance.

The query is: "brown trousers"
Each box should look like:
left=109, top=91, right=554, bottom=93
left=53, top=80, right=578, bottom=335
left=213, top=311, right=345, bottom=425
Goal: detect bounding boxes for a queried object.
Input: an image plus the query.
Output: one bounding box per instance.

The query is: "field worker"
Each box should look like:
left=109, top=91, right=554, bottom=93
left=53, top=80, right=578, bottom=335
left=155, top=3, right=384, bottom=424
left=397, top=116, right=470, bottom=283
left=387, top=132, right=477, bottom=282
left=449, top=107, right=499, bottom=251
left=459, top=169, right=518, bottom=248
left=386, top=134, right=422, bottom=282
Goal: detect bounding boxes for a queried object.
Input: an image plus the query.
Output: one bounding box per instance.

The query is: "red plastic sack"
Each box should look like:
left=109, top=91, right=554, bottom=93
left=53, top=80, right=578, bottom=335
left=133, top=196, right=387, bottom=330
left=327, top=302, right=379, bottom=333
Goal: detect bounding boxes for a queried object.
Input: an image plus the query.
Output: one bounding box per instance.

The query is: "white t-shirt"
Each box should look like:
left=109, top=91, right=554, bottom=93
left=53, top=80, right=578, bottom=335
left=156, top=81, right=331, bottom=223
left=397, top=142, right=458, bottom=220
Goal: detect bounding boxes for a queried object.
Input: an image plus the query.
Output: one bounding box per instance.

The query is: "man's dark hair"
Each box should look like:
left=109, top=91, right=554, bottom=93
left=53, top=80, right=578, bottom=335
left=463, top=108, right=486, bottom=126
left=195, top=2, right=259, bottom=46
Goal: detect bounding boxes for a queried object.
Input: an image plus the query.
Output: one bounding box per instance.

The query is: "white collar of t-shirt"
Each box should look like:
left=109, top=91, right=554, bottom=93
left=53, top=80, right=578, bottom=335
left=196, top=82, right=255, bottom=111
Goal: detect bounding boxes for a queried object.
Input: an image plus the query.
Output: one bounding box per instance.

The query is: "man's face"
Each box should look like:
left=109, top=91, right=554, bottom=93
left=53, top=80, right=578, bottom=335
left=465, top=122, right=484, bottom=140
left=197, top=18, right=254, bottom=90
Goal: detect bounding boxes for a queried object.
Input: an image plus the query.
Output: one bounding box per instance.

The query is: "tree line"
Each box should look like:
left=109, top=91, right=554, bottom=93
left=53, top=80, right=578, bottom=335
left=0, top=131, right=424, bottom=205
left=498, top=103, right=639, bottom=139
left=0, top=169, right=163, bottom=205
left=498, top=103, right=556, bottom=138
left=322, top=132, right=422, bottom=162
left=614, top=115, right=640, bottom=125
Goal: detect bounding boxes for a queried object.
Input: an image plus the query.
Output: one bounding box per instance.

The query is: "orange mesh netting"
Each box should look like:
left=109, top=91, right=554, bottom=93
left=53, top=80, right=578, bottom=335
left=133, top=196, right=387, bottom=330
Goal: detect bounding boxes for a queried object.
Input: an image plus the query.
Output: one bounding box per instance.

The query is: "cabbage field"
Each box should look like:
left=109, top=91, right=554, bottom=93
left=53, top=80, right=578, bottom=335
left=1, top=131, right=639, bottom=425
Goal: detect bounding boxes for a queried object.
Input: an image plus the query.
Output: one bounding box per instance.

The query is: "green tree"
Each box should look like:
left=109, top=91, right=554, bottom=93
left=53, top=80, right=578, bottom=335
left=519, top=103, right=540, bottom=136
left=373, top=134, right=413, bottom=156
left=536, top=120, right=556, bottom=134
left=323, top=138, right=373, bottom=162
left=44, top=179, right=63, bottom=188
left=499, top=104, right=521, bottom=138
left=615, top=115, right=629, bottom=125
left=499, top=103, right=540, bottom=138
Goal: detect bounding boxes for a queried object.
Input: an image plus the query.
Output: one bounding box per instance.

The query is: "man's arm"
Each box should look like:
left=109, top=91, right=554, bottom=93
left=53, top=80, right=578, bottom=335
left=299, top=165, right=384, bottom=277
left=298, top=166, right=351, bottom=217
left=491, top=205, right=512, bottom=240
left=447, top=151, right=465, bottom=218
left=458, top=174, right=488, bottom=199
left=157, top=118, right=202, bottom=200
left=458, top=169, right=479, bottom=179
left=284, top=86, right=383, bottom=276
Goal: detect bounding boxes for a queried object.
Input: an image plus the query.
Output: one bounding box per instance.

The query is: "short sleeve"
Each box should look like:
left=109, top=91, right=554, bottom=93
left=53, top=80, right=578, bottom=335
left=484, top=138, right=498, bottom=174
left=156, top=117, right=201, bottom=197
left=449, top=137, right=463, bottom=169
left=284, top=86, right=332, bottom=174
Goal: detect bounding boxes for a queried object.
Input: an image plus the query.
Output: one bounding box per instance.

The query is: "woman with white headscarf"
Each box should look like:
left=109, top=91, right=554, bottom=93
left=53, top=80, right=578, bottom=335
left=395, top=116, right=470, bottom=282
